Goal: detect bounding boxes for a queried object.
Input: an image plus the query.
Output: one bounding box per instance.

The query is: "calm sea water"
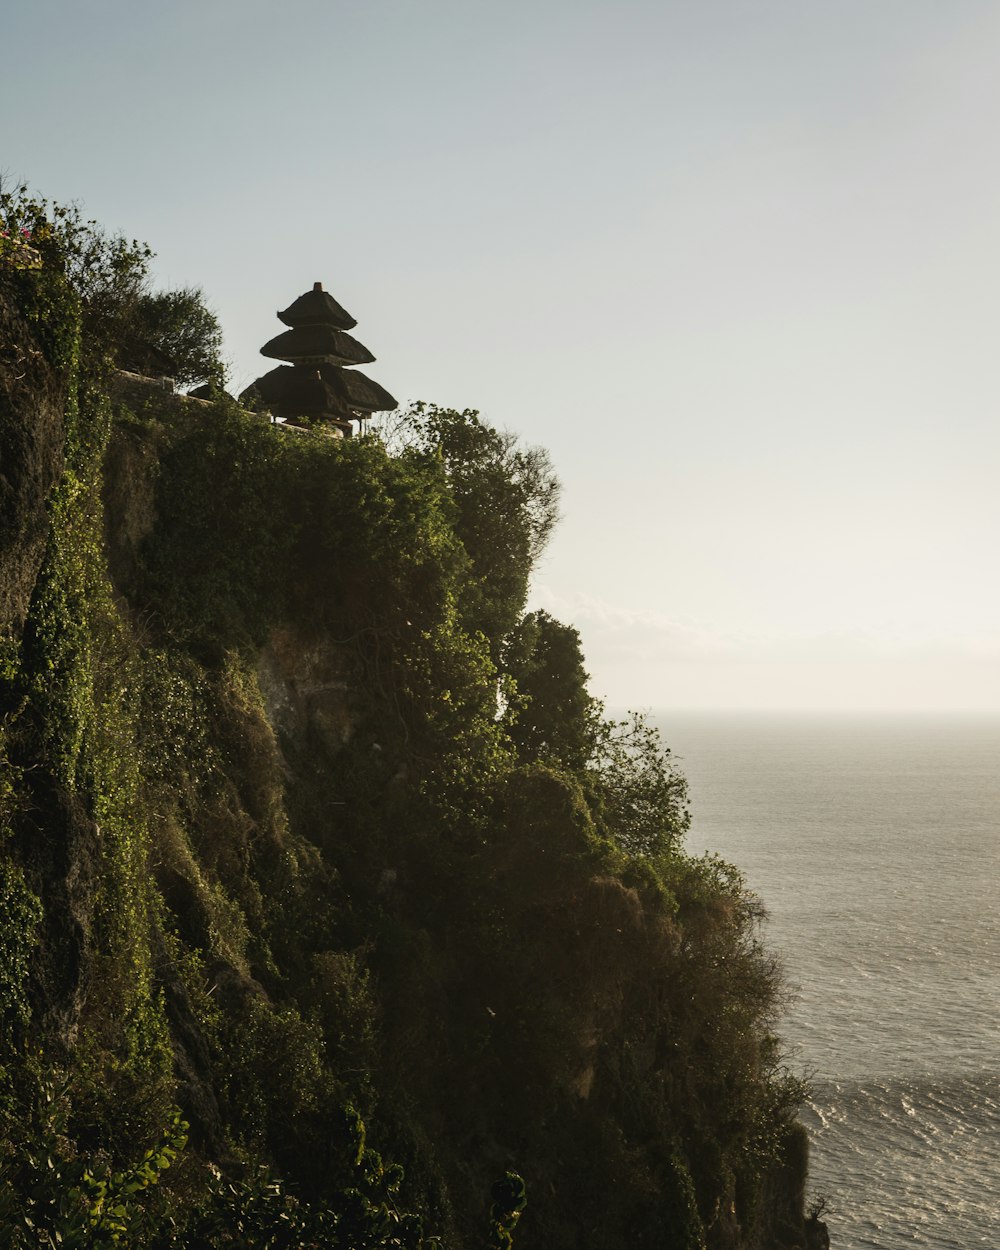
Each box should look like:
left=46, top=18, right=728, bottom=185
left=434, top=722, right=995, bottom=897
left=653, top=713, right=1000, bottom=1250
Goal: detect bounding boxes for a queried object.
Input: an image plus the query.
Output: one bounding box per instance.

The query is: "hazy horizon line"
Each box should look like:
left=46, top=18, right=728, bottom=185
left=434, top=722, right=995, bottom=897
left=611, top=705, right=1000, bottom=720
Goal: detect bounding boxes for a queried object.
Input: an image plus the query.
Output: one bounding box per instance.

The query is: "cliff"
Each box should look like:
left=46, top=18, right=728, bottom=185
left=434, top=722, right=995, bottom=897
left=0, top=238, right=814, bottom=1248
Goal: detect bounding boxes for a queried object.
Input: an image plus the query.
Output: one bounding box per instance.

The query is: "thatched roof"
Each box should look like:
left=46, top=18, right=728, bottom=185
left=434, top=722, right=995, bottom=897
left=277, top=282, right=357, bottom=331
left=249, top=364, right=397, bottom=416
left=243, top=367, right=354, bottom=421
left=312, top=363, right=396, bottom=413
left=260, top=324, right=375, bottom=366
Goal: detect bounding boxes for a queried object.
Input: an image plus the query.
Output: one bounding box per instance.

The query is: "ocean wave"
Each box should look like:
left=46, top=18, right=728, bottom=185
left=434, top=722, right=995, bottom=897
left=804, top=1074, right=1000, bottom=1248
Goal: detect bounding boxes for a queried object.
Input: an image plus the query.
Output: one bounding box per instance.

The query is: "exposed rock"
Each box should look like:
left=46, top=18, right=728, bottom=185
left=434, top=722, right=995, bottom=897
left=805, top=1212, right=831, bottom=1249
left=258, top=624, right=356, bottom=755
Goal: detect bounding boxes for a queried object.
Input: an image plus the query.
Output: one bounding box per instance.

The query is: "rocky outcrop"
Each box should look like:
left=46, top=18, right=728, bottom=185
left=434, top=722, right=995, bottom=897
left=805, top=1209, right=831, bottom=1249
left=258, top=624, right=357, bottom=754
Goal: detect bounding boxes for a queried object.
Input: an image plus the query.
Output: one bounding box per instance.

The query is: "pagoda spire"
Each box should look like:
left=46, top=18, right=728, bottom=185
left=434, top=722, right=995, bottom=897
left=242, top=282, right=397, bottom=436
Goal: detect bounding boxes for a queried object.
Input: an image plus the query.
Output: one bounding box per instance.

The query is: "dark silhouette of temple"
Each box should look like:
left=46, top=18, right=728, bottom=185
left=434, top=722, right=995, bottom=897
left=241, top=282, right=397, bottom=436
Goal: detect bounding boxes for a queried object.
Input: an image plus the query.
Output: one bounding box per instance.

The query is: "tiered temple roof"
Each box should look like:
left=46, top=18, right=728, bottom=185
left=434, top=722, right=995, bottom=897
left=277, top=286, right=356, bottom=330
left=242, top=282, right=397, bottom=435
left=259, top=324, right=375, bottom=367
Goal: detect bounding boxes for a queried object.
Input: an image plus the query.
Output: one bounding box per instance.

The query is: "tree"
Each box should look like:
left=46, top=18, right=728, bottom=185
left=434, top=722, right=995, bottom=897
left=128, top=286, right=226, bottom=388
left=0, top=180, right=153, bottom=364
left=503, top=610, right=600, bottom=772
left=502, top=611, right=690, bottom=858
left=0, top=183, right=225, bottom=387
left=588, top=712, right=690, bottom=858
left=388, top=404, right=561, bottom=645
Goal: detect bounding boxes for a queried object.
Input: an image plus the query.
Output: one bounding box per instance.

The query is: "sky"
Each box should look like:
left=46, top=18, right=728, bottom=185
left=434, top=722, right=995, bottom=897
left=4, top=0, right=1000, bottom=713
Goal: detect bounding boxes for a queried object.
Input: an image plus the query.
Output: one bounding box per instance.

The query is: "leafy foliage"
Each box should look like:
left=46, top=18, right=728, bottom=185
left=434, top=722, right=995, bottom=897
left=128, top=287, right=226, bottom=388
left=172, top=1104, right=443, bottom=1250
left=588, top=711, right=691, bottom=859
left=0, top=1081, right=187, bottom=1250
left=0, top=191, right=810, bottom=1250
left=0, top=181, right=151, bottom=370
left=0, top=1085, right=447, bottom=1250
left=502, top=612, right=689, bottom=857
left=0, top=858, right=41, bottom=1052
left=488, top=1172, right=526, bottom=1250
left=503, top=609, right=600, bottom=771
left=0, top=183, right=224, bottom=386
left=387, top=403, right=560, bottom=644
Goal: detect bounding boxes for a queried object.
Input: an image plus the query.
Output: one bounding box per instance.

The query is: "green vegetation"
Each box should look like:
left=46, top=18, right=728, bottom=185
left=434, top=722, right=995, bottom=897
left=129, top=287, right=226, bottom=389
left=0, top=183, right=225, bottom=389
left=0, top=191, right=810, bottom=1248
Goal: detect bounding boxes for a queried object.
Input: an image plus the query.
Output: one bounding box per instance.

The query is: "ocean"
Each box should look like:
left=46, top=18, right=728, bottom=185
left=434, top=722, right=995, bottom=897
left=653, top=712, right=1000, bottom=1249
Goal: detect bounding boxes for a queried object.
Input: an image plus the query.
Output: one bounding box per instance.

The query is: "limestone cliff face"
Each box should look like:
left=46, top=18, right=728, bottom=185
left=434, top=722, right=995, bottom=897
left=0, top=274, right=814, bottom=1250
left=257, top=625, right=357, bottom=755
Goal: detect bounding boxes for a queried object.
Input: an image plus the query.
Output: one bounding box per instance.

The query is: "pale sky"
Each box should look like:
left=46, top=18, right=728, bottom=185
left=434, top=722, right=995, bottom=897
left=5, top=0, right=1000, bottom=712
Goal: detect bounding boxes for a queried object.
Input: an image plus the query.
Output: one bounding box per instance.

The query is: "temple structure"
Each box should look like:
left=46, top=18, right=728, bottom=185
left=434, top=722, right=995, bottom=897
left=241, top=282, right=397, bottom=435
